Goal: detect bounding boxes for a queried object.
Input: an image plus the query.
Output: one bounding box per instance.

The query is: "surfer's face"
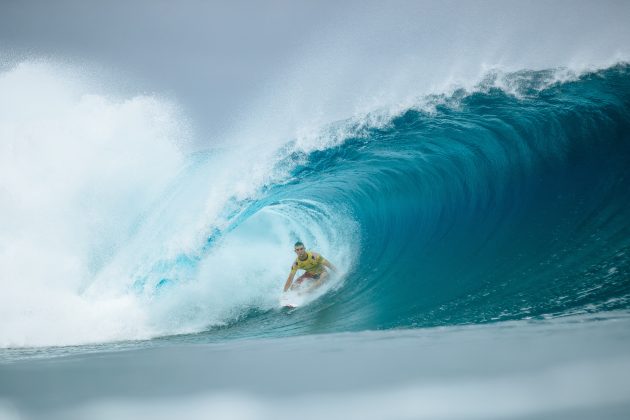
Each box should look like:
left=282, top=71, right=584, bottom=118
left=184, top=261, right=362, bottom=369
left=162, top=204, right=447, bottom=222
left=294, top=246, right=306, bottom=258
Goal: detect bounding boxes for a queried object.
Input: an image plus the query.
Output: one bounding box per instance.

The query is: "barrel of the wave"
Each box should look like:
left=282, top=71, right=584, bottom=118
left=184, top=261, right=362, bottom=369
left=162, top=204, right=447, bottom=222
left=269, top=65, right=630, bottom=330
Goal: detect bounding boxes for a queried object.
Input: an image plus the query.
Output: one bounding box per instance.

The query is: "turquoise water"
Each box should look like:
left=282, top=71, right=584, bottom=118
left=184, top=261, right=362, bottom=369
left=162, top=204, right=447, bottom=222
left=101, top=65, right=630, bottom=340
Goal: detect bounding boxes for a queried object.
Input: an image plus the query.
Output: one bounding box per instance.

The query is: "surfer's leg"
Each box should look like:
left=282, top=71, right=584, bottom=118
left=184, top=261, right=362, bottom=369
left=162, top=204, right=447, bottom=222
left=292, top=273, right=310, bottom=289
left=306, top=271, right=328, bottom=292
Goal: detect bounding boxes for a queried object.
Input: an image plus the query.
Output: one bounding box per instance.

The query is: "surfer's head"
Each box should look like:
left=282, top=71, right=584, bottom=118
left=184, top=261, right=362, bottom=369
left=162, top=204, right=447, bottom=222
left=294, top=241, right=306, bottom=258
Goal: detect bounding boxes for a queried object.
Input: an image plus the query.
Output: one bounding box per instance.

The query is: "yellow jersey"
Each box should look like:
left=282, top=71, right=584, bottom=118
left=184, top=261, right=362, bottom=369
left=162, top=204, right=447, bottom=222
left=290, top=251, right=327, bottom=275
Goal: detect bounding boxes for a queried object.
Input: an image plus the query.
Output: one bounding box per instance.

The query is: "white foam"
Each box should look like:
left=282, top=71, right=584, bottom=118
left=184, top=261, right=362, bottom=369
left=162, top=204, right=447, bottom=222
left=0, top=61, right=187, bottom=347
left=143, top=200, right=357, bottom=336
left=0, top=61, right=360, bottom=348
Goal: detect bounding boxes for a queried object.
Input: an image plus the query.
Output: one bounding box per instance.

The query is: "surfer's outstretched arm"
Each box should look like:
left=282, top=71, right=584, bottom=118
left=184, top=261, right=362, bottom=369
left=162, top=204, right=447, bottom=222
left=283, top=265, right=298, bottom=292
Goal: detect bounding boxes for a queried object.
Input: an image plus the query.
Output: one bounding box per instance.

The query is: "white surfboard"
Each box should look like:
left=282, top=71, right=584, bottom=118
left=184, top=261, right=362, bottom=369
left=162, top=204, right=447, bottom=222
left=279, top=275, right=334, bottom=309
left=279, top=292, right=302, bottom=308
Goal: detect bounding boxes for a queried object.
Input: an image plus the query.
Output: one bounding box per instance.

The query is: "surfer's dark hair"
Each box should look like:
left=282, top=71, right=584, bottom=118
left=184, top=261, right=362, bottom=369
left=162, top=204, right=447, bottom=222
left=294, top=241, right=304, bottom=248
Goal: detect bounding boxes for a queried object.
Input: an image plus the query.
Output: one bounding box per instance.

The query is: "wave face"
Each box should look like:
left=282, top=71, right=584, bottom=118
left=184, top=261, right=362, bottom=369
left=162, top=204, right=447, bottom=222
left=253, top=65, right=630, bottom=333
left=2, top=63, right=630, bottom=348
left=121, top=64, right=630, bottom=339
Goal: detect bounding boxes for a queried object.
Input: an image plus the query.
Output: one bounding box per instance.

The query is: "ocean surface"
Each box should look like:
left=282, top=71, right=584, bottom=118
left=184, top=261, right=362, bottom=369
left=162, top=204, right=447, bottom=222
left=1, top=58, right=630, bottom=418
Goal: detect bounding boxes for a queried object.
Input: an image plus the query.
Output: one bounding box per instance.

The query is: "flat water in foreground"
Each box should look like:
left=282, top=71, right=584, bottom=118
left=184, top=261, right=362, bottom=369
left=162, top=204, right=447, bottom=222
left=1, top=311, right=630, bottom=419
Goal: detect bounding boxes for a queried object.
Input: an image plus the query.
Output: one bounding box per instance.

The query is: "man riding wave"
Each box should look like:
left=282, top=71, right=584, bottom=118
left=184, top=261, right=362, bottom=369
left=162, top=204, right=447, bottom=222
left=283, top=241, right=336, bottom=292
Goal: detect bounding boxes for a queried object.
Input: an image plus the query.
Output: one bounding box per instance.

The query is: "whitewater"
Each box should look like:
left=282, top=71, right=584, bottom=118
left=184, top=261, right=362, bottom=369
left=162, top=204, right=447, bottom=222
left=1, top=1, right=630, bottom=419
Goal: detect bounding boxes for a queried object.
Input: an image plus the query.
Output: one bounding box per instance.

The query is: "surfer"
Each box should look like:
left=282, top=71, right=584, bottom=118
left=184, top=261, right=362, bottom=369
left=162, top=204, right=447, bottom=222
left=283, top=241, right=336, bottom=292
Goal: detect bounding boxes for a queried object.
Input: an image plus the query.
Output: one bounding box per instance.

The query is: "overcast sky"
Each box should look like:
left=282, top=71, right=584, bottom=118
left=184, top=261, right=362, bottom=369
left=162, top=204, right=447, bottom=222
left=2, top=0, right=629, bottom=145
left=1, top=1, right=339, bottom=136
